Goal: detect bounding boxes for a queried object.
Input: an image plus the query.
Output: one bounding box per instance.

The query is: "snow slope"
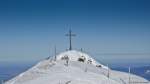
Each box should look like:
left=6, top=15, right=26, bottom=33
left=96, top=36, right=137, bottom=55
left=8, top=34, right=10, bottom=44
left=5, top=50, right=150, bottom=84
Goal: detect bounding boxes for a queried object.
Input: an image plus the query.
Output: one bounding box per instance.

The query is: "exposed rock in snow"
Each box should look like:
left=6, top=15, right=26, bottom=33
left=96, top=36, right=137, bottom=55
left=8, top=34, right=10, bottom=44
left=56, top=50, right=108, bottom=69
left=4, top=50, right=150, bottom=84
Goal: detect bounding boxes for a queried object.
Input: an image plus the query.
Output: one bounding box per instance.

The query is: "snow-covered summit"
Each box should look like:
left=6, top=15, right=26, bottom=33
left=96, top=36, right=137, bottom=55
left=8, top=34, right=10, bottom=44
left=56, top=50, right=108, bottom=69
left=4, top=50, right=150, bottom=84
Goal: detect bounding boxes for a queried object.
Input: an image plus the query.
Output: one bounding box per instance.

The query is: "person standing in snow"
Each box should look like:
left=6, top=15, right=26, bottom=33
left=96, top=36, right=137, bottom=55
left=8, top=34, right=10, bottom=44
left=63, top=55, right=69, bottom=66
left=66, top=56, right=69, bottom=66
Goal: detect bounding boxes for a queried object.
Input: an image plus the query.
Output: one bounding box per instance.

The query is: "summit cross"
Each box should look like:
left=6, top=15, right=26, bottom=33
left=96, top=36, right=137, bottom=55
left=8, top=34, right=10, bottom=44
left=66, top=29, right=76, bottom=50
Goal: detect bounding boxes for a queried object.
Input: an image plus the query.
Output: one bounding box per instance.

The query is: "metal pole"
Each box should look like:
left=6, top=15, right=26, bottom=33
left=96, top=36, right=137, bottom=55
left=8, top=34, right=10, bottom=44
left=129, top=67, right=131, bottom=84
left=81, top=48, right=83, bottom=52
left=54, top=45, right=57, bottom=61
left=69, top=30, right=72, bottom=50
left=107, top=64, right=110, bottom=78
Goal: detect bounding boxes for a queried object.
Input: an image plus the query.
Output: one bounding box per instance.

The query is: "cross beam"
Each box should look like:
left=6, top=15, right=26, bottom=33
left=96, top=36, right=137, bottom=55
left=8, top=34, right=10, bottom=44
left=66, top=30, right=76, bottom=50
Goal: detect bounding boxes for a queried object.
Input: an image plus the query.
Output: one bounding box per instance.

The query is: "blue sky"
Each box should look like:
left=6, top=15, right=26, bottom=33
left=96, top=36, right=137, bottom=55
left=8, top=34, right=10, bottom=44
left=0, top=0, right=150, bottom=65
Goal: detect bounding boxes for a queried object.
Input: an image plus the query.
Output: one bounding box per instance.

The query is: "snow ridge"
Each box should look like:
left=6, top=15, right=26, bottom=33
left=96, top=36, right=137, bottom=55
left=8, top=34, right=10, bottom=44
left=4, top=50, right=150, bottom=84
